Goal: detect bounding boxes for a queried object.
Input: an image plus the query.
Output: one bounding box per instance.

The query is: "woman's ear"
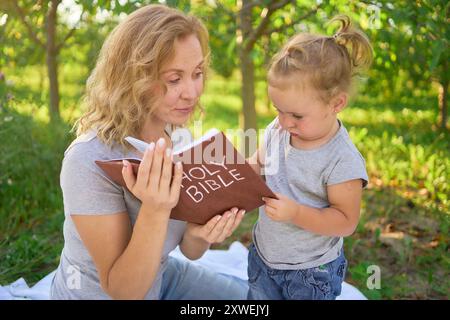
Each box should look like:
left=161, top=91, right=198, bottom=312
left=331, top=92, right=348, bottom=113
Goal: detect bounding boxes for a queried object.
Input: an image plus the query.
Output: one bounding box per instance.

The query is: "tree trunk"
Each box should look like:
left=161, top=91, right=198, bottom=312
left=238, top=0, right=257, bottom=157
left=239, top=49, right=258, bottom=156
left=46, top=0, right=60, bottom=122
left=240, top=50, right=257, bottom=130
left=438, top=79, right=448, bottom=130
left=39, top=64, right=46, bottom=101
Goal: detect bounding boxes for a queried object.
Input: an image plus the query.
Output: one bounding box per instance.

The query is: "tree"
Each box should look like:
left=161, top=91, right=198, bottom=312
left=194, top=0, right=322, bottom=155
left=403, top=0, right=449, bottom=130
left=366, top=0, right=449, bottom=130
left=1, top=0, right=89, bottom=122
left=0, top=0, right=148, bottom=122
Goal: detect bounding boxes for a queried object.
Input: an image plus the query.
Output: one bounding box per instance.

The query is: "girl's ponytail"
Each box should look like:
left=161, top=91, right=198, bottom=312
left=268, top=14, right=372, bottom=103
left=329, top=15, right=373, bottom=75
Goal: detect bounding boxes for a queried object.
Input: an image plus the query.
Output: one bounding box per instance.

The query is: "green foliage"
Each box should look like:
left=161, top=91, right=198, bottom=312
left=0, top=105, right=74, bottom=284
left=362, top=1, right=449, bottom=104
left=340, top=100, right=450, bottom=211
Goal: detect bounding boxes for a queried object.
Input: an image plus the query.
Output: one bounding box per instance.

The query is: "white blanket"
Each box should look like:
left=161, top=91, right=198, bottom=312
left=0, top=242, right=366, bottom=300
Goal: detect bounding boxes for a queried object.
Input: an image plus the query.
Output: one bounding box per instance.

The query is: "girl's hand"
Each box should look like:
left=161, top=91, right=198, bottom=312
left=122, top=138, right=183, bottom=212
left=185, top=207, right=246, bottom=244
left=263, top=193, right=299, bottom=222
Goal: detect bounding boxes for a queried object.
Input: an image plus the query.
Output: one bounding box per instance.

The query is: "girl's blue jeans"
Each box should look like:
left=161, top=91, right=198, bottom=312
left=247, top=243, right=347, bottom=300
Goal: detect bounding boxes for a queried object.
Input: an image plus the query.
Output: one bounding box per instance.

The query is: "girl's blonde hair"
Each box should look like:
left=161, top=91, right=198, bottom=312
left=268, top=15, right=372, bottom=104
left=75, top=4, right=210, bottom=148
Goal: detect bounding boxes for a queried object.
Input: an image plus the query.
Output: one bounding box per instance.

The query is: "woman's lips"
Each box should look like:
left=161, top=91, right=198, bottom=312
left=174, top=106, right=193, bottom=114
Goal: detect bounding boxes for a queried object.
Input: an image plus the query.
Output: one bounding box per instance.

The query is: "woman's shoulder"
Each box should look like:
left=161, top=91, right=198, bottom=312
left=62, top=131, right=124, bottom=173
left=64, top=132, right=106, bottom=162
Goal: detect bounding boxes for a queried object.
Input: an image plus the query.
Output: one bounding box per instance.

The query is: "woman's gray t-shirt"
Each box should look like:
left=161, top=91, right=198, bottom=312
left=253, top=117, right=368, bottom=270
left=50, top=130, right=186, bottom=299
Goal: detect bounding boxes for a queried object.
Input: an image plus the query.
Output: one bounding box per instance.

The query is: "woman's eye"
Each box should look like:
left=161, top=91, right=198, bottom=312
left=168, top=78, right=180, bottom=84
left=293, top=115, right=303, bottom=119
left=194, top=71, right=203, bottom=78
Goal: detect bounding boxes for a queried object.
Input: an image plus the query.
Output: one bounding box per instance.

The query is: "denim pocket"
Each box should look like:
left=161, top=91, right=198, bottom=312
left=284, top=252, right=350, bottom=300
left=285, top=266, right=333, bottom=300
left=330, top=252, right=348, bottom=297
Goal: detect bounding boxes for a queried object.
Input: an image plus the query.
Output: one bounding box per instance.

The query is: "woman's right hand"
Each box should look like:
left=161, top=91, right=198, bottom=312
left=122, top=137, right=183, bottom=212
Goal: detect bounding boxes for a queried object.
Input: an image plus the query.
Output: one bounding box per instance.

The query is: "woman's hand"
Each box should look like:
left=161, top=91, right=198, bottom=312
left=185, top=207, right=246, bottom=245
left=122, top=138, right=183, bottom=212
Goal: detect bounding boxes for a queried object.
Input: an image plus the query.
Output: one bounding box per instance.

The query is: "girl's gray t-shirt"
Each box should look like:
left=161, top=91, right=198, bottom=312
left=253, top=117, right=368, bottom=270
left=50, top=130, right=186, bottom=299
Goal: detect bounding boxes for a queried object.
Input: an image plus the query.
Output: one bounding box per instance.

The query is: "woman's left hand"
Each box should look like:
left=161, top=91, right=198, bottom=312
left=185, top=207, right=245, bottom=244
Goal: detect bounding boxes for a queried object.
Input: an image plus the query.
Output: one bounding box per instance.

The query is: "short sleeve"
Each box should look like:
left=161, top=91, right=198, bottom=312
left=60, top=146, right=127, bottom=215
left=262, top=117, right=282, bottom=176
left=326, top=156, right=369, bottom=189
left=263, top=117, right=280, bottom=150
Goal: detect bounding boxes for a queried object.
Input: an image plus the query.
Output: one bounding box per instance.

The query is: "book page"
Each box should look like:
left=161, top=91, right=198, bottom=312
left=173, top=128, right=219, bottom=155
left=125, top=128, right=220, bottom=155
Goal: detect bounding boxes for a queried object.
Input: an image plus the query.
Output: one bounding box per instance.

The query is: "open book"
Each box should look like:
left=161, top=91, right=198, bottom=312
left=95, top=129, right=276, bottom=224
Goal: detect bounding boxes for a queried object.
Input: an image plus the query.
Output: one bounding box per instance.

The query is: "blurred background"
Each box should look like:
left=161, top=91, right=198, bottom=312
left=0, top=0, right=448, bottom=299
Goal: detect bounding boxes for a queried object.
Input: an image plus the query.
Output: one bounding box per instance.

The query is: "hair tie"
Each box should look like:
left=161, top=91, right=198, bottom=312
left=332, top=33, right=340, bottom=40
left=284, top=49, right=292, bottom=59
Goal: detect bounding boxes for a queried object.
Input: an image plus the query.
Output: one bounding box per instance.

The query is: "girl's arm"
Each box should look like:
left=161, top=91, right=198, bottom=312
left=263, top=179, right=363, bottom=237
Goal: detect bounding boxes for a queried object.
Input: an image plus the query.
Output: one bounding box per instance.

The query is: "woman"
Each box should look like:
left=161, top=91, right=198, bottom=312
left=51, top=4, right=247, bottom=300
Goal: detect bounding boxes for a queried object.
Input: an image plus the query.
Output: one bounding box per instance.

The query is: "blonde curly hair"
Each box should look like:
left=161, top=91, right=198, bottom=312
left=268, top=15, right=372, bottom=103
left=75, top=4, right=210, bottom=148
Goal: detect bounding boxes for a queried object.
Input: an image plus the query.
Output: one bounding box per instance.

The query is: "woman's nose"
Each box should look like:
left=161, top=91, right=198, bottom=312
left=181, top=79, right=197, bottom=100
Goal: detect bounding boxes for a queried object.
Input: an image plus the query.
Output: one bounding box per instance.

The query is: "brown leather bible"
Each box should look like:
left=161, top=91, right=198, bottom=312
left=95, top=129, right=276, bottom=224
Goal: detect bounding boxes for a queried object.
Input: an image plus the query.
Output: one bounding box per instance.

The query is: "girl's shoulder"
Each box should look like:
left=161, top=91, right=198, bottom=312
left=264, top=116, right=284, bottom=145
left=266, top=116, right=281, bottom=131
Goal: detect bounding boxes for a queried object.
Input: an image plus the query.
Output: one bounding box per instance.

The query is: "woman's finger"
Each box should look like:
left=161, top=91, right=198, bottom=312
left=135, top=143, right=155, bottom=191
left=148, top=138, right=166, bottom=192
left=122, top=160, right=136, bottom=191
left=229, top=209, right=245, bottom=235
left=159, top=147, right=173, bottom=192
left=208, top=210, right=233, bottom=242
left=202, top=215, right=222, bottom=237
left=218, top=210, right=237, bottom=241
left=169, top=161, right=183, bottom=203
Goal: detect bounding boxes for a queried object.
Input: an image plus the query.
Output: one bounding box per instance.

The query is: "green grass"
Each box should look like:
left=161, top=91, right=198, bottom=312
left=1, top=64, right=449, bottom=299
left=0, top=107, right=73, bottom=284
